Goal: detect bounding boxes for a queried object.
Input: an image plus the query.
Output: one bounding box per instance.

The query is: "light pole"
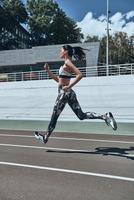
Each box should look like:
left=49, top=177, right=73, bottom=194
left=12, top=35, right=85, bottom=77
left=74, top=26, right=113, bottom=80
left=106, top=0, right=109, bottom=76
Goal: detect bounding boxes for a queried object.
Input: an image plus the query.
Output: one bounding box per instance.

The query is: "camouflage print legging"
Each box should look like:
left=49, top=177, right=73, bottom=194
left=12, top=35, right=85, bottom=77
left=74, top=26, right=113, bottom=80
left=47, top=86, right=103, bottom=134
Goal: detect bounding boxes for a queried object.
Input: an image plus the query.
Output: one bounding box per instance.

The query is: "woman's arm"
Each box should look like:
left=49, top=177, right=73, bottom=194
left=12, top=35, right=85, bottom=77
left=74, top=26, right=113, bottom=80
left=44, top=63, right=59, bottom=83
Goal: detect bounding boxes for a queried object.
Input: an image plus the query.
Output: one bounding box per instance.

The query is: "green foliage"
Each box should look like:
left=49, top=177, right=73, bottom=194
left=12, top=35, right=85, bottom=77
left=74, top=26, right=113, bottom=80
left=85, top=35, right=100, bottom=43
left=0, top=1, right=28, bottom=50
left=47, top=8, right=83, bottom=44
left=3, top=0, right=28, bottom=23
left=85, top=32, right=134, bottom=64
left=27, top=0, right=83, bottom=46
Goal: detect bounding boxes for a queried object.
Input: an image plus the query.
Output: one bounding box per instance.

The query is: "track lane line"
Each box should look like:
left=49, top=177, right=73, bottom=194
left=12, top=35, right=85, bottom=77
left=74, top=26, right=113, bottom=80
left=0, top=161, right=134, bottom=182
left=0, top=134, right=134, bottom=144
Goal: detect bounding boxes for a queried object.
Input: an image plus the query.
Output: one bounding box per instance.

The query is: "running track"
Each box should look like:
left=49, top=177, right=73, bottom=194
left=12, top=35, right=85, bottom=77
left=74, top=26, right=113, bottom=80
left=0, top=130, right=134, bottom=200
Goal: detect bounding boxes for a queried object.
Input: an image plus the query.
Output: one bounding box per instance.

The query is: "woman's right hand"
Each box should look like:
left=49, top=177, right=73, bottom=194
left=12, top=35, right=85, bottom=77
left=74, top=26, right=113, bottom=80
left=44, top=63, right=49, bottom=71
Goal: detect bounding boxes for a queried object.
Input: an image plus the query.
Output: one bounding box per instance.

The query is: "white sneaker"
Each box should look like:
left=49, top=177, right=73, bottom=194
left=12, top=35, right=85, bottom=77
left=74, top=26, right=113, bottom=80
left=34, top=131, right=48, bottom=144
left=104, top=112, right=117, bottom=131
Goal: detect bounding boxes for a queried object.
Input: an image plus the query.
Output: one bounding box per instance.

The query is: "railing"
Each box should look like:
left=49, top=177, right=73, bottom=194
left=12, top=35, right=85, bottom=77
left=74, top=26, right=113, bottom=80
left=0, top=63, right=134, bottom=82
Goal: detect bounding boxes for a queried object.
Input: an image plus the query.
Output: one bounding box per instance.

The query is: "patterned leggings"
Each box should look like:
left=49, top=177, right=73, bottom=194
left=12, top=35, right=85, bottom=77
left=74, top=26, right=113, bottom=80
left=47, top=86, right=103, bottom=134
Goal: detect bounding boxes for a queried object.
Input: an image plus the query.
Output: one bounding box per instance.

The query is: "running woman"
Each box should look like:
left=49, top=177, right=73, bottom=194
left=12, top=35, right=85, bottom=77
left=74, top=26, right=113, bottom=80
left=34, top=45, right=117, bottom=144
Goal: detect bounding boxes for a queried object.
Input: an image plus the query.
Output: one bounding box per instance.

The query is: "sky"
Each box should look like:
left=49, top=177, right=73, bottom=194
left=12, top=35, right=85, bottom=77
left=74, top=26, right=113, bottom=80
left=54, top=0, right=134, bottom=39
left=23, top=0, right=134, bottom=39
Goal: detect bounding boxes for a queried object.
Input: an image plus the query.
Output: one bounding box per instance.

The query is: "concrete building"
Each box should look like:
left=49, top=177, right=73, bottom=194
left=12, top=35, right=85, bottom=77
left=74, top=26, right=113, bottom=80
left=0, top=42, right=100, bottom=76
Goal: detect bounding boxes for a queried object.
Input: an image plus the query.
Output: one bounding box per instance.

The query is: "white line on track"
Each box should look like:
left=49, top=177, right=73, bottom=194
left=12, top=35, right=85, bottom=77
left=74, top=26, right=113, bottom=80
left=0, top=143, right=91, bottom=152
left=0, top=161, right=134, bottom=182
left=0, top=134, right=134, bottom=144
left=53, top=136, right=134, bottom=144
left=0, top=143, right=134, bottom=157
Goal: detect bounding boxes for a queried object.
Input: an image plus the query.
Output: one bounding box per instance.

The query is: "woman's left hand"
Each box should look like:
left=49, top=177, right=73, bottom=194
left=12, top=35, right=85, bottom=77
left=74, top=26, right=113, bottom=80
left=62, top=85, right=71, bottom=92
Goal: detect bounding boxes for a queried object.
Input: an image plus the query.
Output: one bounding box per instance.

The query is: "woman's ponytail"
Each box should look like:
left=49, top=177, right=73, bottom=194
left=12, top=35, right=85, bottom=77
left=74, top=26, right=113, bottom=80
left=72, top=47, right=86, bottom=60
left=62, top=45, right=89, bottom=61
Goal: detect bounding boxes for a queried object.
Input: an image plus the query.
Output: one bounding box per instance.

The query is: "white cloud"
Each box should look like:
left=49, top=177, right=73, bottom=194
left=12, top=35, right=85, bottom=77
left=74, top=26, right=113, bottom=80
left=110, top=12, right=124, bottom=23
left=77, top=11, right=134, bottom=39
left=122, top=22, right=134, bottom=36
left=77, top=12, right=107, bottom=38
left=109, top=12, right=126, bottom=34
left=126, top=11, right=134, bottom=20
left=98, top=15, right=107, bottom=22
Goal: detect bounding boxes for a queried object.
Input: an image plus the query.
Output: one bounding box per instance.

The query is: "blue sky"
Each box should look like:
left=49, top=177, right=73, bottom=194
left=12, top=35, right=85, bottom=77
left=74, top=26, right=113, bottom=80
left=54, top=0, right=134, bottom=21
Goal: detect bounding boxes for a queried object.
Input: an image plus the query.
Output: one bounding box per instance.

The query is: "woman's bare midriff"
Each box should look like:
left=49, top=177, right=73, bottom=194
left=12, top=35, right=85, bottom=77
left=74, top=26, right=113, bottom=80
left=58, top=78, right=70, bottom=87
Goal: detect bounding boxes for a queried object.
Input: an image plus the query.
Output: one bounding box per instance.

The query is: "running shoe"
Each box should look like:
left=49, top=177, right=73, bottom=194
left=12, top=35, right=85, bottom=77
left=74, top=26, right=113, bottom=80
left=104, top=112, right=117, bottom=131
left=34, top=131, right=49, bottom=144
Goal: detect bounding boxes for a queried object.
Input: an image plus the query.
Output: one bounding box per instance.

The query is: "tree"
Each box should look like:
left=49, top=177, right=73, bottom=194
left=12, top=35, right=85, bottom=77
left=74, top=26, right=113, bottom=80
left=129, top=35, right=134, bottom=62
left=27, top=0, right=83, bottom=46
left=109, top=32, right=134, bottom=64
left=47, top=8, right=83, bottom=44
left=27, top=0, right=56, bottom=45
left=85, top=35, right=100, bottom=43
left=0, top=1, right=29, bottom=50
left=3, top=0, right=28, bottom=23
left=0, top=3, right=16, bottom=50
left=84, top=32, right=134, bottom=65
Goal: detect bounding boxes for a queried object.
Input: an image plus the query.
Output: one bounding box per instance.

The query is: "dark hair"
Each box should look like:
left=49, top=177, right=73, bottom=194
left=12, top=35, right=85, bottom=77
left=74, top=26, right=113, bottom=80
left=62, top=45, right=88, bottom=60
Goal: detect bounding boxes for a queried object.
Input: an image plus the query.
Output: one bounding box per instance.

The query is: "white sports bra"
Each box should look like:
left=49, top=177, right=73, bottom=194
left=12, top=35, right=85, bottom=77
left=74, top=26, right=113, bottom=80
left=59, top=66, right=72, bottom=79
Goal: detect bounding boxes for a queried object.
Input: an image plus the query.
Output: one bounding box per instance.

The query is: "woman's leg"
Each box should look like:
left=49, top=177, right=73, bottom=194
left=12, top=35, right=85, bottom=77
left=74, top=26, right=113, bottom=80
left=34, top=91, right=67, bottom=143
left=67, top=89, right=103, bottom=120
left=67, top=90, right=117, bottom=130
left=47, top=92, right=67, bottom=133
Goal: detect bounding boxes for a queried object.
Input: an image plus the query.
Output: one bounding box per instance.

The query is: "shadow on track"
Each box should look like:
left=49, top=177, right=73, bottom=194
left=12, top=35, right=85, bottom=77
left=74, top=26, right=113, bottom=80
left=47, top=146, right=134, bottom=160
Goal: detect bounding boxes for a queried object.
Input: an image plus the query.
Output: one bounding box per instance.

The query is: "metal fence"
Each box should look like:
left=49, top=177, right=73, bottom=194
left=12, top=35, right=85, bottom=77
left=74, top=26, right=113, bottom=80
left=0, top=63, right=134, bottom=82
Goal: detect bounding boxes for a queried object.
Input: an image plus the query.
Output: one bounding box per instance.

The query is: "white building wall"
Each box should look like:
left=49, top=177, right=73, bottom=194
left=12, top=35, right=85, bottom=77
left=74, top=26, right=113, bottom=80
left=0, top=42, right=99, bottom=66
left=0, top=75, right=134, bottom=123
